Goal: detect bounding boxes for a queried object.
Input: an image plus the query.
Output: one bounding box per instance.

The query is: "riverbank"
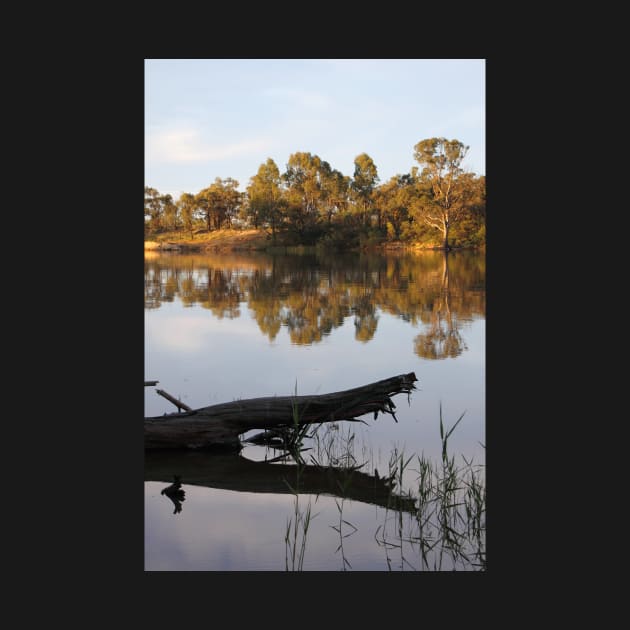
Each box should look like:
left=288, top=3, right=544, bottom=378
left=144, top=229, right=482, bottom=253
left=144, top=229, right=269, bottom=252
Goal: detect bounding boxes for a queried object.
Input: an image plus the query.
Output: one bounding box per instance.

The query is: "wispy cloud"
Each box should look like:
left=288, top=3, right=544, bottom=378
left=147, top=127, right=271, bottom=163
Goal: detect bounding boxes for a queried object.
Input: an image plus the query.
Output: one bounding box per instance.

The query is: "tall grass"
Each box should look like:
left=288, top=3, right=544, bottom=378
left=284, top=490, right=314, bottom=572
left=279, top=397, right=485, bottom=571
left=283, top=384, right=318, bottom=571
left=375, top=407, right=486, bottom=571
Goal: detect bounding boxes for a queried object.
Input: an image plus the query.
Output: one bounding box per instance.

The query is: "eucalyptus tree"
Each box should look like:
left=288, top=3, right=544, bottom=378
left=162, top=194, right=178, bottom=231
left=247, top=158, right=284, bottom=240
left=195, top=184, right=219, bottom=231
left=412, top=137, right=471, bottom=250
left=283, top=152, right=326, bottom=237
left=320, top=167, right=350, bottom=226
left=351, top=153, right=379, bottom=228
left=178, top=192, right=196, bottom=237
left=221, top=177, right=242, bottom=229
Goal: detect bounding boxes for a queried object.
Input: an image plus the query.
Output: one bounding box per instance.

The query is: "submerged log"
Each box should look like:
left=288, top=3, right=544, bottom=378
left=145, top=372, right=417, bottom=450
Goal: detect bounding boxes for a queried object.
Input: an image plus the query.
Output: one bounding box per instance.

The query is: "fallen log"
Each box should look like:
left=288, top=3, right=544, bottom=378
left=145, top=372, right=417, bottom=450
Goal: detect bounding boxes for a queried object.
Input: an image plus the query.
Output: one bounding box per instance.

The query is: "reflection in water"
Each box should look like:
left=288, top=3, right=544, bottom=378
left=145, top=449, right=416, bottom=515
left=414, top=251, right=467, bottom=359
left=146, top=417, right=485, bottom=571
left=144, top=250, right=485, bottom=358
left=145, top=249, right=485, bottom=570
left=160, top=475, right=186, bottom=514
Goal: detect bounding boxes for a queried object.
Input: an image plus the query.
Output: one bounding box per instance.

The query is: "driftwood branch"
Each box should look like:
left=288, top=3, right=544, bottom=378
left=156, top=389, right=192, bottom=412
left=145, top=372, right=417, bottom=450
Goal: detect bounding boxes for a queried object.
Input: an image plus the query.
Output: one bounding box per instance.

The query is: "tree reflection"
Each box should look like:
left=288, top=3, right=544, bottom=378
left=353, top=291, right=379, bottom=342
left=144, top=250, right=485, bottom=356
left=414, top=252, right=468, bottom=360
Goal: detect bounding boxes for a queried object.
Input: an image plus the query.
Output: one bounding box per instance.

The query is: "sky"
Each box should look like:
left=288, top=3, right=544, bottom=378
left=145, top=59, right=485, bottom=199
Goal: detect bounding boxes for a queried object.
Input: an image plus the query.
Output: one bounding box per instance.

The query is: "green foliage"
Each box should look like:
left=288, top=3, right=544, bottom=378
left=145, top=186, right=177, bottom=235
left=316, top=224, right=360, bottom=251
left=195, top=177, right=243, bottom=231
left=351, top=153, right=380, bottom=228
left=376, top=174, right=414, bottom=241
left=358, top=227, right=387, bottom=249
left=178, top=193, right=195, bottom=237
left=145, top=139, right=485, bottom=249
left=246, top=158, right=284, bottom=238
left=411, top=138, right=474, bottom=249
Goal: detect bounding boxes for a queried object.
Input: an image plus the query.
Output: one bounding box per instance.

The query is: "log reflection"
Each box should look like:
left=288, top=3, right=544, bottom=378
left=146, top=450, right=417, bottom=514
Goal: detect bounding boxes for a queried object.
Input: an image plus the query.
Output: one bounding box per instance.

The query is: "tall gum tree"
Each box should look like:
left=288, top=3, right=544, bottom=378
left=220, top=177, right=242, bottom=229
left=247, top=158, right=284, bottom=240
left=413, top=138, right=470, bottom=250
left=195, top=184, right=219, bottom=231
left=321, top=168, right=349, bottom=226
left=178, top=193, right=196, bottom=237
left=283, top=152, right=324, bottom=237
left=162, top=194, right=177, bottom=231
left=351, top=153, right=379, bottom=228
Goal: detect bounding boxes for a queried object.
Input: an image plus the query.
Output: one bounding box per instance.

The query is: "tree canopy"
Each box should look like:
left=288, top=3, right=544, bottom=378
left=145, top=138, right=484, bottom=250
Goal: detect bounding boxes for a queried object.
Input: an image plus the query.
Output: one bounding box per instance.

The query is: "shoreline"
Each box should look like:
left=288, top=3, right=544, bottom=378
left=144, top=229, right=483, bottom=254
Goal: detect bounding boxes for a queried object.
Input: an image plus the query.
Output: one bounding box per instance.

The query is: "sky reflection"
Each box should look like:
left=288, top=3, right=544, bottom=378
left=145, top=250, right=485, bottom=570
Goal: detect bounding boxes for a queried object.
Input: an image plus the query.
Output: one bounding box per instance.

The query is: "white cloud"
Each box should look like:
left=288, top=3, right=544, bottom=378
left=147, top=127, right=271, bottom=163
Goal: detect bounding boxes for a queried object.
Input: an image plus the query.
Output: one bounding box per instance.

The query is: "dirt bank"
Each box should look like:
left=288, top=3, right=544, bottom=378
left=144, top=229, right=269, bottom=252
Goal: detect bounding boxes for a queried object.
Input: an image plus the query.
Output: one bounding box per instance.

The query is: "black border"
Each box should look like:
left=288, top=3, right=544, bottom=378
left=70, top=54, right=534, bottom=583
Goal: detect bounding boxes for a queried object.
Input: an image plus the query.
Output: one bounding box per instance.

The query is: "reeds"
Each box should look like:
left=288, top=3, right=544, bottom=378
left=375, top=405, right=486, bottom=570
left=284, top=492, right=314, bottom=572
left=281, top=397, right=485, bottom=571
left=283, top=388, right=318, bottom=571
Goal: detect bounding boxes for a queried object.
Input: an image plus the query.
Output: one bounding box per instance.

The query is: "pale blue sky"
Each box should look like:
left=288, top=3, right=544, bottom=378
left=145, top=59, right=485, bottom=199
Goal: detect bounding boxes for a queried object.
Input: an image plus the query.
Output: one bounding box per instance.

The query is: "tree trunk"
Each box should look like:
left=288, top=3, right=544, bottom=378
left=145, top=372, right=417, bottom=450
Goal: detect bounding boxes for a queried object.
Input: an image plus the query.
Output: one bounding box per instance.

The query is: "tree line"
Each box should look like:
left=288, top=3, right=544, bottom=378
left=144, top=137, right=485, bottom=250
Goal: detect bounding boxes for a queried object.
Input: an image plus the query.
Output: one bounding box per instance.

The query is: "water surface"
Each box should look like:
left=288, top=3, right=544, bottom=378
left=144, top=249, right=485, bottom=571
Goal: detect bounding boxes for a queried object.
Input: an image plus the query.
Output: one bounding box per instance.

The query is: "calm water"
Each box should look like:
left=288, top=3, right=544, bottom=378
left=144, top=249, right=485, bottom=571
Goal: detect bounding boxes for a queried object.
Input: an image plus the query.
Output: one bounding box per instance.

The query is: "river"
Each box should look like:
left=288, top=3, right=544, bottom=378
left=144, top=248, right=485, bottom=571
